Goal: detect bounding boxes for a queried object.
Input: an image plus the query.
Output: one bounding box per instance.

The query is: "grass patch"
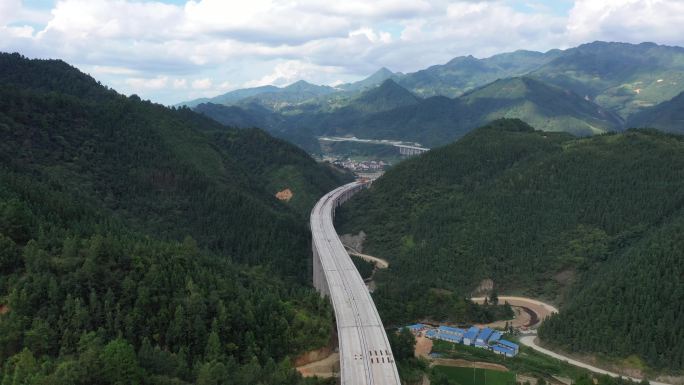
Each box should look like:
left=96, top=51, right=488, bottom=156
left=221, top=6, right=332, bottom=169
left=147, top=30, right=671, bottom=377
left=433, top=366, right=516, bottom=385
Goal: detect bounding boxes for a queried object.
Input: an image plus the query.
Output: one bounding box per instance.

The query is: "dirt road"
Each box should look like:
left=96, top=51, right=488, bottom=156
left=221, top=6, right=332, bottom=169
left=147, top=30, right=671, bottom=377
left=346, top=249, right=389, bottom=269
left=471, top=296, right=558, bottom=328
left=519, top=336, right=671, bottom=385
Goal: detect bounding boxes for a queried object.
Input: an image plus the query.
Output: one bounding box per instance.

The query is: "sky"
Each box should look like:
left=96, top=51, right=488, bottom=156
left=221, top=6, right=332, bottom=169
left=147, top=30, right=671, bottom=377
left=2, top=0, right=684, bottom=105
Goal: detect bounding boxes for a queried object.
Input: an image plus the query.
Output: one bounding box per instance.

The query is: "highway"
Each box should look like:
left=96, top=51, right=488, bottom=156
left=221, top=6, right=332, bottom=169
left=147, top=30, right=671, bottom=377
left=311, top=181, right=401, bottom=385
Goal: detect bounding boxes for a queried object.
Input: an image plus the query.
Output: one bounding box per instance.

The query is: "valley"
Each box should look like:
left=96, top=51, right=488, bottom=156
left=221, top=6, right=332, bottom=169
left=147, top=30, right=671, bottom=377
left=1, top=7, right=683, bottom=383
left=188, top=42, right=684, bottom=158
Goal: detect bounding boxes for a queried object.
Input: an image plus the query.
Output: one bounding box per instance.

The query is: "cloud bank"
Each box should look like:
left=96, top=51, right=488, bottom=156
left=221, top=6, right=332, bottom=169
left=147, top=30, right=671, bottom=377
left=2, top=0, right=683, bottom=104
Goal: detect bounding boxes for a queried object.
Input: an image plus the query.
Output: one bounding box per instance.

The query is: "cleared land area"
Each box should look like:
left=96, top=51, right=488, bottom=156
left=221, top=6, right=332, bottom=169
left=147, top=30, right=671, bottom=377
left=415, top=335, right=433, bottom=358
left=296, top=352, right=340, bottom=378
left=471, top=296, right=558, bottom=328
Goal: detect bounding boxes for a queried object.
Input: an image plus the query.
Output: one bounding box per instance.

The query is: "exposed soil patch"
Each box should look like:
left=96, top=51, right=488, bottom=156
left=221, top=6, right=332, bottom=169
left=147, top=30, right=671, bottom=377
left=0, top=304, right=8, bottom=315
left=275, top=188, right=293, bottom=202
left=520, top=306, right=539, bottom=327
left=471, top=279, right=495, bottom=297
left=340, top=231, right=367, bottom=253
left=294, top=345, right=333, bottom=367
left=296, top=352, right=340, bottom=378
left=415, top=335, right=433, bottom=358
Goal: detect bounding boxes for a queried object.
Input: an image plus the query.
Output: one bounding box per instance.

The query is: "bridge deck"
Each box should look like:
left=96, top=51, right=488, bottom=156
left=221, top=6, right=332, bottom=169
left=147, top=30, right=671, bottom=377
left=311, top=182, right=401, bottom=385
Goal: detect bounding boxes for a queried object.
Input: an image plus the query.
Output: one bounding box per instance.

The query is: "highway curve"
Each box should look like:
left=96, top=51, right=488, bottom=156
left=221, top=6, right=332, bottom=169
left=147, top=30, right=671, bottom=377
left=311, top=181, right=401, bottom=385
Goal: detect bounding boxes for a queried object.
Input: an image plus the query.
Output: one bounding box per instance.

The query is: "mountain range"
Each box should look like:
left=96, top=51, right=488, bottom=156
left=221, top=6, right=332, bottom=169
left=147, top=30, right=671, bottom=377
left=183, top=41, right=684, bottom=151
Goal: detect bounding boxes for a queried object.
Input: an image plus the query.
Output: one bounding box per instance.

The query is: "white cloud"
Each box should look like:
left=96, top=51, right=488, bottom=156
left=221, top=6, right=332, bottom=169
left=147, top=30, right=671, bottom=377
left=91, top=65, right=138, bottom=75
left=0, top=0, right=22, bottom=27
left=299, top=0, right=436, bottom=19
left=243, top=60, right=346, bottom=87
left=191, top=78, right=212, bottom=90
left=566, top=0, right=684, bottom=46
left=2, top=0, right=684, bottom=104
left=125, top=76, right=169, bottom=90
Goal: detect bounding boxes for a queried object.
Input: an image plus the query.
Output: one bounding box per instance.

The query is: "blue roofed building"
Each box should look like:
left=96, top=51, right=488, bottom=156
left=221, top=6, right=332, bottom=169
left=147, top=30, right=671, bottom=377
left=405, top=323, right=428, bottom=335
left=475, top=328, right=494, bottom=346
left=496, top=339, right=519, bottom=356
left=439, top=333, right=463, bottom=343
left=492, top=345, right=516, bottom=357
left=488, top=331, right=502, bottom=344
left=462, top=326, right=480, bottom=346
left=438, top=326, right=465, bottom=336
left=413, top=324, right=517, bottom=356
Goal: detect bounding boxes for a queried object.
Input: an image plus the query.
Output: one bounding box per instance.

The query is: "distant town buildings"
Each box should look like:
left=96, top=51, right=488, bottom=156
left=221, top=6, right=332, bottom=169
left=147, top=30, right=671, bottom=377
left=332, top=158, right=387, bottom=172
left=404, top=324, right=519, bottom=357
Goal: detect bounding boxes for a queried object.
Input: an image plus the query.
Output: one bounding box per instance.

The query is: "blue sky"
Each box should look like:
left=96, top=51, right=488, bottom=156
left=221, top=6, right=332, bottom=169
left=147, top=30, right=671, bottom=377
left=2, top=0, right=682, bottom=104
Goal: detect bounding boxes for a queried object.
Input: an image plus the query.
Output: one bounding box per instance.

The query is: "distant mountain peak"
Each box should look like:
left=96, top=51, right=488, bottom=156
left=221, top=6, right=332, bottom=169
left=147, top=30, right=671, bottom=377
left=288, top=79, right=311, bottom=86
left=373, top=67, right=394, bottom=76
left=284, top=79, right=315, bottom=90
left=347, top=78, right=418, bottom=113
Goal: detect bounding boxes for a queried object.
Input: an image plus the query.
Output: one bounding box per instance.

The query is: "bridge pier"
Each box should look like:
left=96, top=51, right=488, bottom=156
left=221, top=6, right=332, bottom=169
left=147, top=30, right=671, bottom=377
left=313, top=245, right=329, bottom=296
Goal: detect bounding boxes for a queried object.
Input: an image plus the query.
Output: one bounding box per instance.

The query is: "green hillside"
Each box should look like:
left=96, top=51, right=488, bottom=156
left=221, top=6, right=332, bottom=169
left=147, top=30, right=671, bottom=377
left=346, top=79, right=420, bottom=113
left=458, top=77, right=621, bottom=135
left=531, top=41, right=684, bottom=119
left=184, top=80, right=335, bottom=112
left=348, top=77, right=621, bottom=147
left=336, top=119, right=684, bottom=370
left=397, top=50, right=559, bottom=98
left=189, top=42, right=684, bottom=152
left=627, top=91, right=684, bottom=134
left=0, top=53, right=346, bottom=384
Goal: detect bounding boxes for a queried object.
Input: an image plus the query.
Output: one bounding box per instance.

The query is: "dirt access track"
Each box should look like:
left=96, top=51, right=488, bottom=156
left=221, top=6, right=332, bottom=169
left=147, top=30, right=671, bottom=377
left=431, top=358, right=509, bottom=372
left=471, top=296, right=559, bottom=328
left=346, top=250, right=389, bottom=269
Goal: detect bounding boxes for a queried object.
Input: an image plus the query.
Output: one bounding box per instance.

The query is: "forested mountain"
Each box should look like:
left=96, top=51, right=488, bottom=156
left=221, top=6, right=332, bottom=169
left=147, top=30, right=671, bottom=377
left=199, top=76, right=622, bottom=149
left=192, top=103, right=323, bottom=153
left=337, top=67, right=399, bottom=92
left=627, top=91, right=684, bottom=134
left=180, top=85, right=280, bottom=108
left=336, top=119, right=684, bottom=370
left=186, top=41, right=684, bottom=152
left=347, top=77, right=621, bottom=146
left=183, top=81, right=335, bottom=111
left=344, top=79, right=420, bottom=113
left=0, top=52, right=349, bottom=384
left=236, top=81, right=336, bottom=111
left=531, top=41, right=684, bottom=118
left=395, top=49, right=560, bottom=98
